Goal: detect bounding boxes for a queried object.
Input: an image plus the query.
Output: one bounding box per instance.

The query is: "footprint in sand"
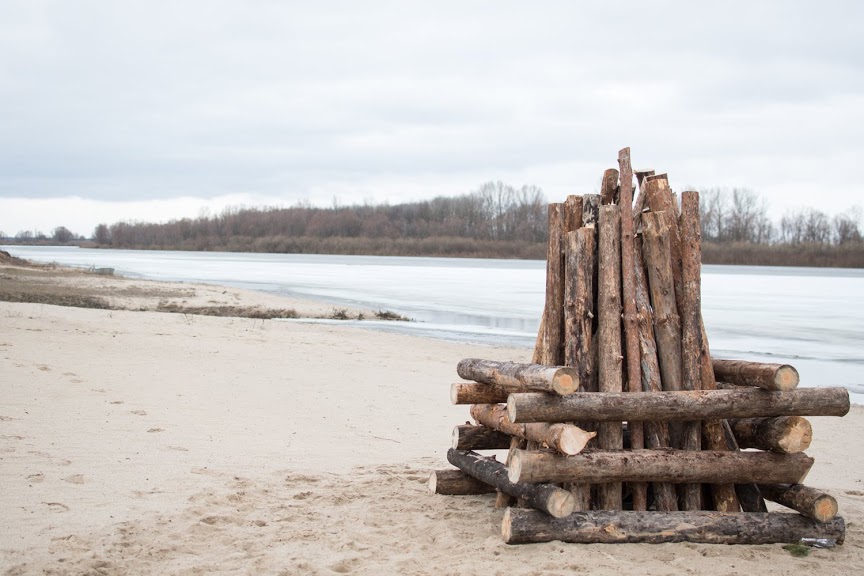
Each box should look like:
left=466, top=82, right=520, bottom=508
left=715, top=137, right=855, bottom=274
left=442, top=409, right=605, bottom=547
left=27, top=473, right=45, bottom=483
left=147, top=428, right=164, bottom=433
left=109, top=400, right=124, bottom=405
left=37, top=365, right=51, bottom=372
left=0, top=415, right=17, bottom=421
left=45, top=502, right=70, bottom=513
left=63, top=474, right=87, bottom=484
left=129, top=410, right=147, bottom=416
left=165, top=446, right=189, bottom=452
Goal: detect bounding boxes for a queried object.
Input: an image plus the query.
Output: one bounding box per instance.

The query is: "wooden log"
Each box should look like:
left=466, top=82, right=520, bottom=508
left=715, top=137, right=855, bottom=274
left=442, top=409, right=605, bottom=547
left=508, top=387, right=850, bottom=423
left=597, top=204, right=624, bottom=510
left=712, top=359, right=800, bottom=391
left=721, top=419, right=768, bottom=512
left=759, top=484, right=838, bottom=523
left=618, top=147, right=646, bottom=511
left=456, top=359, right=579, bottom=395
left=469, top=404, right=595, bottom=456
left=508, top=449, right=814, bottom=485
left=632, top=169, right=655, bottom=231
left=502, top=508, right=845, bottom=545
left=641, top=211, right=684, bottom=449
left=644, top=177, right=683, bottom=315
left=533, top=204, right=566, bottom=365
left=582, top=194, right=601, bottom=227
left=634, top=238, right=677, bottom=511
left=730, top=416, right=813, bottom=454
left=564, top=228, right=596, bottom=390
left=563, top=195, right=584, bottom=235
left=446, top=449, right=575, bottom=518
left=679, top=191, right=702, bottom=510
left=429, top=469, right=496, bottom=495
left=451, top=424, right=512, bottom=451
left=600, top=168, right=619, bottom=205
left=450, top=382, right=508, bottom=405
left=499, top=436, right=524, bottom=508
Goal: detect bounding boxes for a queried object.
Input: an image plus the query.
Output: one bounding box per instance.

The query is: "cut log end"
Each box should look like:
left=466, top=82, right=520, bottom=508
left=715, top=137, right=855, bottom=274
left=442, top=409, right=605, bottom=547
left=552, top=372, right=578, bottom=395
left=557, top=427, right=598, bottom=456
left=778, top=417, right=813, bottom=454
left=813, top=496, right=840, bottom=523
left=508, top=450, right=524, bottom=484
left=775, top=365, right=801, bottom=391
left=547, top=489, right=576, bottom=519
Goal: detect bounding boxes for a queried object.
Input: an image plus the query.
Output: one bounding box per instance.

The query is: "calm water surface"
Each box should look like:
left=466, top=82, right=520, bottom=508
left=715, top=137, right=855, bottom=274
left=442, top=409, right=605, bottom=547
left=5, top=245, right=863, bottom=402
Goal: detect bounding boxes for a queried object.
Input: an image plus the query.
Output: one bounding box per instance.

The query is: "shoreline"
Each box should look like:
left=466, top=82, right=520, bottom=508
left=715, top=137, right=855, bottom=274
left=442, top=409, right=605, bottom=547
left=2, top=255, right=863, bottom=573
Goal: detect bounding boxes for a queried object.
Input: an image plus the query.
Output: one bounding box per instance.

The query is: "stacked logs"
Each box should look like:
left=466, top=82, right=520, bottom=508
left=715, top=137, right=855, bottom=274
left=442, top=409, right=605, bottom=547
left=430, top=147, right=851, bottom=545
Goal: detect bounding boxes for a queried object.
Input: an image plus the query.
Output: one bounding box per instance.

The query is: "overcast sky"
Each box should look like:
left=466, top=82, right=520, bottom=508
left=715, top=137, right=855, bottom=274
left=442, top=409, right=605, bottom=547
left=1, top=1, right=862, bottom=237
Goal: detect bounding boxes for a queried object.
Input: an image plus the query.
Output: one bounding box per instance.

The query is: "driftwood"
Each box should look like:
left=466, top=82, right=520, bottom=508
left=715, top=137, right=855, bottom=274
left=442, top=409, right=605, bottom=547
left=450, top=382, right=508, bottom=405
left=508, top=449, right=814, bottom=485
left=428, top=469, right=496, bottom=495
left=502, top=508, right=845, bottom=545
left=469, top=404, right=595, bottom=456
left=729, top=416, right=813, bottom=454
left=456, top=359, right=579, bottom=395
left=618, top=148, right=646, bottom=511
left=507, top=387, right=851, bottom=423
left=759, top=484, right=838, bottom=523
left=451, top=424, right=511, bottom=451
left=597, top=204, right=624, bottom=510
left=446, top=449, right=575, bottom=518
left=712, top=359, right=800, bottom=391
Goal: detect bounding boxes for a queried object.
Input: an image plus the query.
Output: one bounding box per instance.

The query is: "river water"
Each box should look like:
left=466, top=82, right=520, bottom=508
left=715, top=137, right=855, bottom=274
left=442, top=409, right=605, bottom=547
left=5, top=245, right=863, bottom=402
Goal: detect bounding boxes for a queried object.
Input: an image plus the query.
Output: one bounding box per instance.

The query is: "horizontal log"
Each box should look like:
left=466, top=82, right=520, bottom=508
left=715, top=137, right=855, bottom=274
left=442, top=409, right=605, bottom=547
left=428, top=469, right=496, bottom=495
left=713, top=359, right=799, bottom=391
left=502, top=509, right=845, bottom=545
left=759, top=484, right=838, bottom=523
left=470, top=404, right=595, bottom=456
left=446, top=449, right=575, bottom=518
left=508, top=449, right=814, bottom=485
left=450, top=382, right=508, bottom=405
left=457, top=359, right=579, bottom=395
left=507, top=388, right=850, bottom=423
left=452, top=424, right=512, bottom=450
left=730, top=416, right=812, bottom=454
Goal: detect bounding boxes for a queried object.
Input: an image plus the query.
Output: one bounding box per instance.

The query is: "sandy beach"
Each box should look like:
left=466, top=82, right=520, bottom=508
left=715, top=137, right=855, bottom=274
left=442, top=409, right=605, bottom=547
left=1, top=264, right=863, bottom=575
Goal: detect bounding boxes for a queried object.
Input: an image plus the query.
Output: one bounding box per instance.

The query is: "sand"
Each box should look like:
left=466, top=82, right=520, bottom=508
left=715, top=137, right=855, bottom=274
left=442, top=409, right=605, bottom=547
left=1, top=269, right=863, bottom=575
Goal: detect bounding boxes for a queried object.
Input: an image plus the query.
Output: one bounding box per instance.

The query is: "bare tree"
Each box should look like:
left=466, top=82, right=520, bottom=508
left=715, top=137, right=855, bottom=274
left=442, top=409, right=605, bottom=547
left=833, top=206, right=862, bottom=245
left=93, top=224, right=111, bottom=245
left=52, top=226, right=75, bottom=243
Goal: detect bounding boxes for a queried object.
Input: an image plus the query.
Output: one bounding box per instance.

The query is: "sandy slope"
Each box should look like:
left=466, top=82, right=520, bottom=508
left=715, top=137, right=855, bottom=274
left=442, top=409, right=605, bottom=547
left=1, top=294, right=863, bottom=574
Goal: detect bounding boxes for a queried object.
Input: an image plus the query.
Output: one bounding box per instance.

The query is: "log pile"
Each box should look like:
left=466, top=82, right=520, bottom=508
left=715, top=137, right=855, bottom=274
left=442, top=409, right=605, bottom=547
left=430, top=147, right=851, bottom=545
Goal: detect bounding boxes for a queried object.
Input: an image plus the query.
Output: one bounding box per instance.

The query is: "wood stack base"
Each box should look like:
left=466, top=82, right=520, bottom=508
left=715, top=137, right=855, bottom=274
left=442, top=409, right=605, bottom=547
left=430, top=147, right=850, bottom=546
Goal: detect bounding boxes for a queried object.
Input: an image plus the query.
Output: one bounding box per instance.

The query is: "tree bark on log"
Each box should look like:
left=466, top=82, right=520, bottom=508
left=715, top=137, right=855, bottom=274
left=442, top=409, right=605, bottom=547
left=451, top=424, right=512, bottom=450
left=502, top=508, right=845, bottom=545
left=619, top=147, right=647, bottom=511
left=564, top=228, right=596, bottom=390
left=600, top=168, right=620, bottom=205
left=446, top=449, right=575, bottom=518
left=582, top=194, right=601, bottom=227
left=712, top=359, right=800, bottom=391
left=597, top=204, right=624, bottom=510
left=507, top=387, right=851, bottom=423
left=507, top=449, right=814, bottom=485
left=533, top=204, right=566, bottom=366
left=469, top=404, right=596, bottom=456
left=644, top=178, right=684, bottom=315
left=563, top=195, right=584, bottom=236
left=641, top=211, right=683, bottom=448
left=450, top=382, right=508, bottom=405
left=730, top=416, right=813, bottom=454
left=428, top=469, right=496, bottom=495
left=759, top=484, right=838, bottom=523
left=678, top=191, right=703, bottom=510
left=633, top=238, right=677, bottom=511
left=456, top=359, right=579, bottom=395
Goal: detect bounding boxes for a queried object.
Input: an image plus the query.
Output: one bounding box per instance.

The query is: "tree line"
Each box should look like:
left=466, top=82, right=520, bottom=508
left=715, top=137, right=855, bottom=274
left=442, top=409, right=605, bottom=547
left=4, top=184, right=863, bottom=266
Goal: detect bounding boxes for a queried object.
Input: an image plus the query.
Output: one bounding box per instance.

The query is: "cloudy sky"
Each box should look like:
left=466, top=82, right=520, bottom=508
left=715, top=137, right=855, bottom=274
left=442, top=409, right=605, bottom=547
left=1, top=1, right=862, bottom=237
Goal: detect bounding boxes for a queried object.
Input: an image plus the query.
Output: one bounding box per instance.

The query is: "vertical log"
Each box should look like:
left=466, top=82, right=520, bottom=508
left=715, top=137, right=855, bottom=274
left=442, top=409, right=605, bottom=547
left=600, top=168, right=620, bottom=205
left=633, top=238, right=677, bottom=511
left=597, top=204, right=623, bottom=510
left=722, top=419, right=769, bottom=512
left=633, top=169, right=655, bottom=232
left=679, top=191, right=703, bottom=511
left=641, top=211, right=683, bottom=449
left=618, top=147, right=646, bottom=511
left=533, top=204, right=565, bottom=365
left=644, top=177, right=683, bottom=316
left=564, top=195, right=584, bottom=236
